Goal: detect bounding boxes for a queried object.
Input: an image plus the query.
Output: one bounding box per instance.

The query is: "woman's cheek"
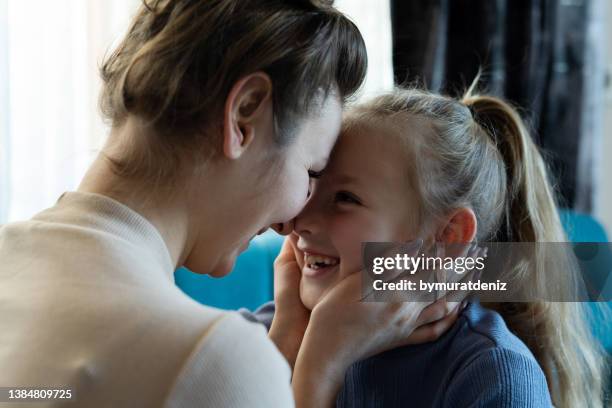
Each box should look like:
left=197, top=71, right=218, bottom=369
left=275, top=167, right=309, bottom=222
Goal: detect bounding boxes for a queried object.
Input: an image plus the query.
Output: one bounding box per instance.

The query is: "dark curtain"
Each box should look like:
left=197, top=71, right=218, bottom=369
left=391, top=0, right=605, bottom=212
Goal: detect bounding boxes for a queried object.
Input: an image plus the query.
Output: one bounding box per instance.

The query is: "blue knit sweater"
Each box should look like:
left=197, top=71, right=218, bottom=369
left=240, top=301, right=553, bottom=407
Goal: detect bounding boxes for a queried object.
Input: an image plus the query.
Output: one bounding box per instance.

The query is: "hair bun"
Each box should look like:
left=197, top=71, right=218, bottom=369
left=286, top=0, right=335, bottom=9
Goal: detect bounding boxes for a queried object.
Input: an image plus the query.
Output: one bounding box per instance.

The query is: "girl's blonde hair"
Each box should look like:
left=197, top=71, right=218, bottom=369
left=345, top=86, right=607, bottom=407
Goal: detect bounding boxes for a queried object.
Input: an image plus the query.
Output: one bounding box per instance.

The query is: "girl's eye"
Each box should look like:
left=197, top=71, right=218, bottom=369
left=335, top=191, right=361, bottom=205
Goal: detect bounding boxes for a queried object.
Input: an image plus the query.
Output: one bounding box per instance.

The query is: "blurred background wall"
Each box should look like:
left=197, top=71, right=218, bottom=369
left=391, top=0, right=607, bottom=215
left=0, top=0, right=140, bottom=222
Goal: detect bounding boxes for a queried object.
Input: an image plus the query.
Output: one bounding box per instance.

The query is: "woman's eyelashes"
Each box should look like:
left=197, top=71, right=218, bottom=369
left=308, top=170, right=323, bottom=179
left=307, top=171, right=321, bottom=198
left=334, top=191, right=361, bottom=206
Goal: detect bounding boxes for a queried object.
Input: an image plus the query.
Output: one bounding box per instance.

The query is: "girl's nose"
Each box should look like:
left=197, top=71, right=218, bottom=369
left=294, top=207, right=320, bottom=237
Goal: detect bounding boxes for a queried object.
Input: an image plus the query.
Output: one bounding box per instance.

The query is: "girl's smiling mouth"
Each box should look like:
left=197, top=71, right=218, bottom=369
left=303, top=252, right=340, bottom=277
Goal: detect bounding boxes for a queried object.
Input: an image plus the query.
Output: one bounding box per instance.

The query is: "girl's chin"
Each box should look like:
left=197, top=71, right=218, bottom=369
left=300, top=292, right=319, bottom=311
left=301, top=298, right=316, bottom=311
left=299, top=281, right=335, bottom=311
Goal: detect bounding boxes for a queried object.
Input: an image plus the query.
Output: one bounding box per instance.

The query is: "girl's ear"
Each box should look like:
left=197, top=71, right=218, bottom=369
left=436, top=208, right=477, bottom=244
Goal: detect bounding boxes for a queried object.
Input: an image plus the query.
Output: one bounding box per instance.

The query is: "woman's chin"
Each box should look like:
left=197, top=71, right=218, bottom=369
left=210, top=251, right=241, bottom=277
left=189, top=251, right=238, bottom=278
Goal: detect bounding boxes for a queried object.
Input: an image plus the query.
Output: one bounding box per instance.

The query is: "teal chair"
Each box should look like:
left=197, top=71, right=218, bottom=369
left=559, top=210, right=612, bottom=397
left=558, top=210, right=612, bottom=351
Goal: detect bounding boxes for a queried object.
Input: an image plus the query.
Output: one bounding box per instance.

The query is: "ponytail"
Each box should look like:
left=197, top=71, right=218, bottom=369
left=462, top=92, right=607, bottom=408
left=461, top=93, right=563, bottom=242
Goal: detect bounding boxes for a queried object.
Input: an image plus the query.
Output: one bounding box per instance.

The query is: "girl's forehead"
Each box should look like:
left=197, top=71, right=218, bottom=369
left=338, top=113, right=427, bottom=161
left=336, top=119, right=410, bottom=158
left=327, top=124, right=410, bottom=183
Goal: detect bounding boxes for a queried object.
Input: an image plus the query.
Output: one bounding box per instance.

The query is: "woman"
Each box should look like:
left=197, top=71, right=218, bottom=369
left=0, top=1, right=462, bottom=407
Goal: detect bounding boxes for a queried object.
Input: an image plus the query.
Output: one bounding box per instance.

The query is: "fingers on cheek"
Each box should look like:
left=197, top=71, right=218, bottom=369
left=396, top=313, right=417, bottom=330
left=446, top=301, right=460, bottom=315
left=434, top=302, right=449, bottom=321
left=411, top=324, right=439, bottom=343
left=428, top=321, right=446, bottom=339
left=389, top=303, right=403, bottom=313
left=423, top=317, right=451, bottom=341
left=420, top=302, right=446, bottom=324
left=275, top=243, right=294, bottom=265
left=426, top=306, right=460, bottom=340
left=396, top=303, right=431, bottom=330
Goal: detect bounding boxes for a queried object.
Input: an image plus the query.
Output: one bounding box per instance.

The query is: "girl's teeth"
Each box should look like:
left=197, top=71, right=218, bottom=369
left=304, top=254, right=339, bottom=267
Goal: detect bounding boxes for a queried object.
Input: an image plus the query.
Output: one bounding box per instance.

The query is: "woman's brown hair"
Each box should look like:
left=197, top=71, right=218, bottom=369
left=99, top=0, right=367, bottom=180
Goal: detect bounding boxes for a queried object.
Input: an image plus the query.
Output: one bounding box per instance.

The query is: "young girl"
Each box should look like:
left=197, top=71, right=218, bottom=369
left=245, top=87, right=606, bottom=407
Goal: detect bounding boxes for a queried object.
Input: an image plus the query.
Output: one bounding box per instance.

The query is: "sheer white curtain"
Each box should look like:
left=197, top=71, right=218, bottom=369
left=1, top=0, right=9, bottom=222
left=0, top=0, right=139, bottom=223
left=0, top=0, right=393, bottom=223
left=336, top=0, right=394, bottom=99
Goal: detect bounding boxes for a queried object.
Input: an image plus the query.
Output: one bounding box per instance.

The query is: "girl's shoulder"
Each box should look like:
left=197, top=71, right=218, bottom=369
left=336, top=302, right=553, bottom=407
left=459, top=301, right=533, bottom=355
left=443, top=302, right=552, bottom=406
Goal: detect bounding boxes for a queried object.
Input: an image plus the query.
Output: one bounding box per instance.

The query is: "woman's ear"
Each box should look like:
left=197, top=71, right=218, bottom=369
left=436, top=207, right=477, bottom=244
left=222, top=72, right=273, bottom=159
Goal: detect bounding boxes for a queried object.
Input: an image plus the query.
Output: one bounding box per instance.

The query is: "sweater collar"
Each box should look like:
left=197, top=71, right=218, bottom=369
left=39, top=191, right=176, bottom=282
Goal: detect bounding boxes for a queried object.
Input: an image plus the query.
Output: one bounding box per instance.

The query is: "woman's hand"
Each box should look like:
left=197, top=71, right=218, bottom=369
left=292, top=271, right=461, bottom=407
left=292, top=240, right=479, bottom=407
left=268, top=233, right=310, bottom=368
left=292, top=275, right=466, bottom=407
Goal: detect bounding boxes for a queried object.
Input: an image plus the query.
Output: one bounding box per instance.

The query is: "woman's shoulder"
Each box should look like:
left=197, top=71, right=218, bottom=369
left=183, top=310, right=286, bottom=365
left=165, top=310, right=293, bottom=407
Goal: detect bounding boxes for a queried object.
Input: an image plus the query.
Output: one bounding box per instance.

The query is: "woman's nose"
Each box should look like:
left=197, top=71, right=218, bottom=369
left=271, top=220, right=294, bottom=236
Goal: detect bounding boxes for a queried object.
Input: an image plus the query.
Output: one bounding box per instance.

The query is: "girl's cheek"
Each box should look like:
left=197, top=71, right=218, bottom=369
left=331, top=216, right=371, bottom=274
left=336, top=214, right=406, bottom=274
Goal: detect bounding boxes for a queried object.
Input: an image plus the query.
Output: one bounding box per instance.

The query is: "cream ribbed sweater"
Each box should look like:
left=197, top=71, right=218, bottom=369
left=0, top=192, right=293, bottom=407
